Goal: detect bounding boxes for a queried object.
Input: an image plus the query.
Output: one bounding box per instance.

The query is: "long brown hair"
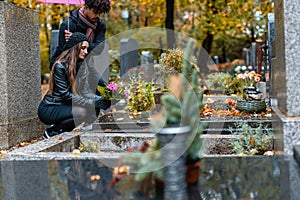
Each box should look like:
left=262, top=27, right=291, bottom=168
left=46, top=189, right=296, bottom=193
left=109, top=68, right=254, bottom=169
left=48, top=42, right=83, bottom=95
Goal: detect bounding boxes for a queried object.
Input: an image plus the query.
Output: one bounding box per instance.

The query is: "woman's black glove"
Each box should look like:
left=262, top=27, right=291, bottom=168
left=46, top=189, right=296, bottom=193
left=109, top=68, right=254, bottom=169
left=95, top=96, right=111, bottom=110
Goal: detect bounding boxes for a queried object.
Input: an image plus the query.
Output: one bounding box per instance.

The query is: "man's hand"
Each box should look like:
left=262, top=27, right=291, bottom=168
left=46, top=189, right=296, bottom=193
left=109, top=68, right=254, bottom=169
left=64, top=30, right=72, bottom=41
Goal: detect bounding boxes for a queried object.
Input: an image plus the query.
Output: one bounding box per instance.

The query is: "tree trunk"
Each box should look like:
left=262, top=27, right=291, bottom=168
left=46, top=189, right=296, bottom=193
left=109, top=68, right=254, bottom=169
left=165, top=0, right=176, bottom=49
left=221, top=41, right=227, bottom=63
left=144, top=17, right=148, bottom=27
left=196, top=32, right=214, bottom=75
left=202, top=32, right=213, bottom=54
left=251, top=27, right=255, bottom=42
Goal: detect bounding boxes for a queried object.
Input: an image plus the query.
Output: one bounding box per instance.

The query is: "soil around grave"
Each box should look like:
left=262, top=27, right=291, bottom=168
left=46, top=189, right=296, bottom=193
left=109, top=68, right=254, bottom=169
left=207, top=139, right=235, bottom=155
left=98, top=111, right=152, bottom=123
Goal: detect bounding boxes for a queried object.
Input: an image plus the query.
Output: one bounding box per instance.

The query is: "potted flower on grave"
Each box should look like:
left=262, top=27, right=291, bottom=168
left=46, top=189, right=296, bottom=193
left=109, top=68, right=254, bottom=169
left=226, top=70, right=266, bottom=113
left=153, top=40, right=207, bottom=193
left=97, top=72, right=156, bottom=107
left=124, top=75, right=156, bottom=112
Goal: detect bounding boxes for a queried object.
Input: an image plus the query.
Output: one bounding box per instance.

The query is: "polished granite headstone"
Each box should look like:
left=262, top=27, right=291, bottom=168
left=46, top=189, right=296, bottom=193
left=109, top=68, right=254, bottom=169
left=272, top=0, right=300, bottom=115
left=0, top=2, right=44, bottom=149
left=0, top=156, right=298, bottom=200
left=271, top=2, right=300, bottom=191
left=271, top=0, right=300, bottom=156
left=1, top=161, right=50, bottom=200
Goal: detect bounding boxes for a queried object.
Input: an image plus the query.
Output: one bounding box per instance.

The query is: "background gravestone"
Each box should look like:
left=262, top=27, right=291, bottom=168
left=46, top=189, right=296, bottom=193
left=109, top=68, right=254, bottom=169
left=49, top=30, right=59, bottom=59
left=243, top=48, right=250, bottom=66
left=141, top=51, right=154, bottom=81
left=0, top=2, right=44, bottom=149
left=268, top=13, right=275, bottom=59
left=250, top=42, right=257, bottom=68
left=120, top=38, right=138, bottom=76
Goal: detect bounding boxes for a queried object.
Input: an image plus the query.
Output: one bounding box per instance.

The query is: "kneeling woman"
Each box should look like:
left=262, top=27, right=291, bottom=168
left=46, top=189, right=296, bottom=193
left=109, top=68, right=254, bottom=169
left=38, top=32, right=110, bottom=139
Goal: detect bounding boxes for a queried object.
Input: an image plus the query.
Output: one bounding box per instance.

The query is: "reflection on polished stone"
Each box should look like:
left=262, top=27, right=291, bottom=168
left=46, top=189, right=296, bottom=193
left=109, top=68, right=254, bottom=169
left=0, top=156, right=298, bottom=199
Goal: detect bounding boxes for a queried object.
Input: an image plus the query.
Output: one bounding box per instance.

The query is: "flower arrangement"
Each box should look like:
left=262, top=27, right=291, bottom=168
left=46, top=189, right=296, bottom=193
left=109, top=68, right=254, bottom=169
left=154, top=47, right=198, bottom=93
left=97, top=83, right=117, bottom=100
left=159, top=48, right=184, bottom=73
left=98, top=67, right=157, bottom=112
left=125, top=76, right=156, bottom=112
left=97, top=81, right=125, bottom=101
left=226, top=71, right=262, bottom=99
left=158, top=48, right=197, bottom=75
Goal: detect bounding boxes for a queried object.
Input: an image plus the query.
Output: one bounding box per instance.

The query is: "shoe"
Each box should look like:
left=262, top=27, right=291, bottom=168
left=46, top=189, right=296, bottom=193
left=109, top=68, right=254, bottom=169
left=80, top=123, right=93, bottom=131
left=43, top=127, right=59, bottom=139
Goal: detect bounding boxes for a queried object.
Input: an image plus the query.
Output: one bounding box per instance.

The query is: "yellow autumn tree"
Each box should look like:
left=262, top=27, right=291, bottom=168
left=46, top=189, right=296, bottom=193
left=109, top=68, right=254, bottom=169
left=6, top=0, right=274, bottom=72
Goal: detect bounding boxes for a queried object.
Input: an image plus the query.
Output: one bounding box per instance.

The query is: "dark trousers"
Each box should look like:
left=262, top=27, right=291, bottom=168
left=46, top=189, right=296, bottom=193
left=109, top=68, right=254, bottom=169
left=38, top=101, right=97, bottom=133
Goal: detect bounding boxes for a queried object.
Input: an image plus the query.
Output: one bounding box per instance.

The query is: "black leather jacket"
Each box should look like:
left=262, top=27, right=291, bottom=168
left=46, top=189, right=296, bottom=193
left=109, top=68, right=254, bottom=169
left=42, top=62, right=97, bottom=108
left=50, top=8, right=106, bottom=70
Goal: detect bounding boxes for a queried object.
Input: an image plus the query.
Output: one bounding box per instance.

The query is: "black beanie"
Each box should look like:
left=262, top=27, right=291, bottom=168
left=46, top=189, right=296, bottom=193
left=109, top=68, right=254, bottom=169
left=63, top=32, right=89, bottom=51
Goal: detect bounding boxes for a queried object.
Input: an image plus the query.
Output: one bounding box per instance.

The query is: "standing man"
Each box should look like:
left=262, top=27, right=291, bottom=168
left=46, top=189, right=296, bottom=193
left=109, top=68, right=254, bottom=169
left=50, top=0, right=111, bottom=69
left=49, top=0, right=112, bottom=129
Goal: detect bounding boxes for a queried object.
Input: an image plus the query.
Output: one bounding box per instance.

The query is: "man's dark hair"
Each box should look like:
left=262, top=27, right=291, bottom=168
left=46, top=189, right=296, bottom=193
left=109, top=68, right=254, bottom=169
left=85, top=0, right=111, bottom=14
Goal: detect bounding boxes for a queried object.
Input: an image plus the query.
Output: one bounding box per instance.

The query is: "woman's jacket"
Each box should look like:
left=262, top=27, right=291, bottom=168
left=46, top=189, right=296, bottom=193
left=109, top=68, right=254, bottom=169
left=42, top=62, right=98, bottom=108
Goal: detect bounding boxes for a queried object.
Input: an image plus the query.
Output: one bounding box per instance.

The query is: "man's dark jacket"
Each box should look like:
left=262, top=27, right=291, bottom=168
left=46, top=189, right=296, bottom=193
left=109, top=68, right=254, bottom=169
left=50, top=8, right=106, bottom=70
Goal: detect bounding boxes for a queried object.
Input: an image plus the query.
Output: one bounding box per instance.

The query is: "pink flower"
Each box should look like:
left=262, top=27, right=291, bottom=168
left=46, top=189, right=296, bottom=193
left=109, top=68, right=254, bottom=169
left=125, top=90, right=129, bottom=98
left=107, top=83, right=118, bottom=91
